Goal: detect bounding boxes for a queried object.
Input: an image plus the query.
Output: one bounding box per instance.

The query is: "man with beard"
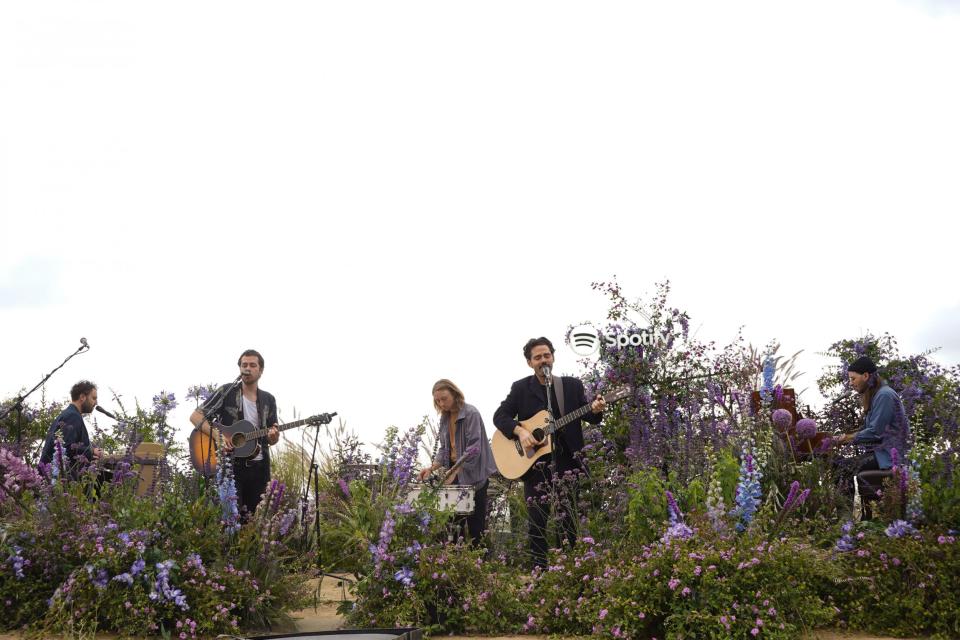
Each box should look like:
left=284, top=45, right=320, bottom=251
left=40, top=380, right=103, bottom=479
left=493, top=337, right=605, bottom=568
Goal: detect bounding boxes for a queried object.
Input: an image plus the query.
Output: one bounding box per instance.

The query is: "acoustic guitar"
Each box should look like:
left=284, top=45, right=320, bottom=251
left=189, top=413, right=334, bottom=477
left=491, top=384, right=632, bottom=480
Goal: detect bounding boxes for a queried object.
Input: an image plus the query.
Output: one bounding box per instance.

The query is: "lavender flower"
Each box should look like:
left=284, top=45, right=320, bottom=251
left=795, top=419, right=817, bottom=440
left=338, top=478, right=351, bottom=498
left=782, top=481, right=801, bottom=512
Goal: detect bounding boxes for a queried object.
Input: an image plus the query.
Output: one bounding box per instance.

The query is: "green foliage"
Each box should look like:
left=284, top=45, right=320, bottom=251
left=626, top=468, right=668, bottom=543
left=914, top=441, right=960, bottom=526
left=833, top=529, right=960, bottom=639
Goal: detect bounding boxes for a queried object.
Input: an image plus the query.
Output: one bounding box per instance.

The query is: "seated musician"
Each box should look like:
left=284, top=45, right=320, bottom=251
left=418, top=379, right=498, bottom=545
left=39, top=380, right=103, bottom=479
left=834, top=356, right=909, bottom=480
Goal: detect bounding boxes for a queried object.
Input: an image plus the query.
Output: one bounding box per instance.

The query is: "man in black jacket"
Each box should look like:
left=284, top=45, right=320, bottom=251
left=40, top=380, right=103, bottom=479
left=493, top=337, right=605, bottom=567
left=190, top=349, right=279, bottom=520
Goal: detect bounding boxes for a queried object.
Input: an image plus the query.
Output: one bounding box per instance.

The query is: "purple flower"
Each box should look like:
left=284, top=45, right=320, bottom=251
left=772, top=409, right=792, bottom=432
left=782, top=481, right=801, bottom=512
left=666, top=490, right=682, bottom=523
left=151, top=391, right=177, bottom=416
left=795, top=419, right=817, bottom=440
left=338, top=478, right=351, bottom=498
left=7, top=546, right=26, bottom=579
left=885, top=520, right=916, bottom=539
left=393, top=567, right=414, bottom=587
left=599, top=609, right=608, bottom=619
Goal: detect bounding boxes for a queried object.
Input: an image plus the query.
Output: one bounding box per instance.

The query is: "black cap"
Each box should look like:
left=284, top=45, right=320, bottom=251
left=848, top=356, right=877, bottom=375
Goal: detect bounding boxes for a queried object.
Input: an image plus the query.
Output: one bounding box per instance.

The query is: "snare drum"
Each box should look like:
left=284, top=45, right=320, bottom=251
left=405, top=484, right=476, bottom=514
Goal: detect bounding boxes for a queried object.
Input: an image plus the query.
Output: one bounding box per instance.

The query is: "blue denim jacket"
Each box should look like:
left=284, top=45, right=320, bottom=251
left=854, top=385, right=909, bottom=469
left=433, top=403, right=498, bottom=486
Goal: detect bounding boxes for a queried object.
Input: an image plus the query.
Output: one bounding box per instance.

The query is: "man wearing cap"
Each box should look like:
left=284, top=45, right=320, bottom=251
left=836, top=356, right=909, bottom=471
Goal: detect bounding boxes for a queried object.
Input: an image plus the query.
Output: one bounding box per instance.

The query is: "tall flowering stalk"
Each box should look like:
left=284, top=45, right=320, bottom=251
left=661, top=490, right=693, bottom=542
left=705, top=464, right=728, bottom=533
left=215, top=453, right=240, bottom=535
left=759, top=356, right=776, bottom=404
left=769, top=481, right=811, bottom=539
left=731, top=453, right=762, bottom=533
left=387, top=423, right=425, bottom=491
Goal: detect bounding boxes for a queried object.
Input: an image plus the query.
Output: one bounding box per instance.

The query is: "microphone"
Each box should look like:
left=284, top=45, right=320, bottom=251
left=95, top=405, right=119, bottom=420
left=80, top=337, right=89, bottom=349
left=541, top=364, right=553, bottom=382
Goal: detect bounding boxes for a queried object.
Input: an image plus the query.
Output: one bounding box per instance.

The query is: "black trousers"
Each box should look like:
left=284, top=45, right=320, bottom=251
left=523, top=458, right=579, bottom=568
left=234, top=457, right=270, bottom=521
left=452, top=480, right=489, bottom=545
left=836, top=452, right=881, bottom=497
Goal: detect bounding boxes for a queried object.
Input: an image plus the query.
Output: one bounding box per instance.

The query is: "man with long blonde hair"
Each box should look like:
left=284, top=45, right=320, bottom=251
left=419, top=378, right=498, bottom=544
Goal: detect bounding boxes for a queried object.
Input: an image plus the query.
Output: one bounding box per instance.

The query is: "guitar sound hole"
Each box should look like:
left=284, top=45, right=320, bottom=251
left=531, top=428, right=545, bottom=442
left=233, top=434, right=245, bottom=447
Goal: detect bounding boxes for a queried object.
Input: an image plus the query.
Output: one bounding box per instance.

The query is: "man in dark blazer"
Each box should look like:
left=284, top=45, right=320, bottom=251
left=493, top=337, right=605, bottom=568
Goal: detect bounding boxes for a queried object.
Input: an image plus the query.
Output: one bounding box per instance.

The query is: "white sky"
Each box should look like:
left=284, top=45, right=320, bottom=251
left=2, top=0, right=959, bottom=458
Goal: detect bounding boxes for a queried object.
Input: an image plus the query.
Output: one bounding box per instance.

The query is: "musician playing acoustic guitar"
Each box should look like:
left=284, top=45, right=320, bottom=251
left=493, top=337, right=605, bottom=568
left=418, top=379, right=498, bottom=545
left=190, top=349, right=279, bottom=520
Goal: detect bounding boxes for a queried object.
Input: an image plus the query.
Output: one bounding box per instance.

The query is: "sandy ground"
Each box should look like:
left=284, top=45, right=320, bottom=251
left=0, top=575, right=920, bottom=639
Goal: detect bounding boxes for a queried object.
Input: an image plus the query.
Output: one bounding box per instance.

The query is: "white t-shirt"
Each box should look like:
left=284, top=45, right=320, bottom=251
left=242, top=396, right=263, bottom=462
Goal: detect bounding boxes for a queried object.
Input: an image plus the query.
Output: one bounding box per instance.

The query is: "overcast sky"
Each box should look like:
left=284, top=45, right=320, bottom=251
left=2, top=0, right=958, bottom=458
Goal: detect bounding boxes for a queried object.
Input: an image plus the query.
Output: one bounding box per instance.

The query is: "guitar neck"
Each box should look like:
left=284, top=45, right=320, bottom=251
left=546, top=404, right=594, bottom=435
left=247, top=417, right=314, bottom=440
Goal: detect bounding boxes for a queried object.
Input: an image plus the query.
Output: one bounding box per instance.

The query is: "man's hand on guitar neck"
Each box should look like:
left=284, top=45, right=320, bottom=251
left=591, top=395, right=607, bottom=414
left=267, top=425, right=279, bottom=445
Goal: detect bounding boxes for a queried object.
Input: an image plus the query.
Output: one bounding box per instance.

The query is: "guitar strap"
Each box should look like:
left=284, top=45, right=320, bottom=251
left=552, top=376, right=565, bottom=418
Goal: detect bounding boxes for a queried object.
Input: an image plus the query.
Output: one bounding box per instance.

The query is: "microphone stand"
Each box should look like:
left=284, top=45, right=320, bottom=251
left=1, top=341, right=89, bottom=453
left=196, top=377, right=242, bottom=478
left=542, top=368, right=565, bottom=556
left=300, top=413, right=345, bottom=587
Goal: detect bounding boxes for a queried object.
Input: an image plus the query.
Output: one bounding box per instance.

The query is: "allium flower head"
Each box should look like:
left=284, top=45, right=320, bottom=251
left=795, top=419, right=817, bottom=440
left=772, top=409, right=792, bottom=432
